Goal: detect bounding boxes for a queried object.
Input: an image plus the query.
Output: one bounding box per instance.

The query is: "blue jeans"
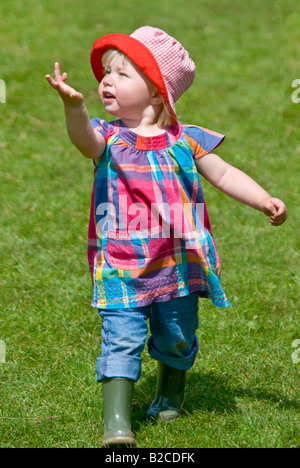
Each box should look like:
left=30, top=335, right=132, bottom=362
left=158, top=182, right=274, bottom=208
left=96, top=292, right=199, bottom=382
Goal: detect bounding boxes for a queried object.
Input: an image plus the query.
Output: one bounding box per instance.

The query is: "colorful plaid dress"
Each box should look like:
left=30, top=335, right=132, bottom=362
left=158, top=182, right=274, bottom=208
left=88, top=118, right=230, bottom=309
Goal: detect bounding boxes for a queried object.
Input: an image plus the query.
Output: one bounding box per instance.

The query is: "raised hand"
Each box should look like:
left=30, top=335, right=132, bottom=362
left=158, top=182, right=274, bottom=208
left=45, top=62, right=84, bottom=107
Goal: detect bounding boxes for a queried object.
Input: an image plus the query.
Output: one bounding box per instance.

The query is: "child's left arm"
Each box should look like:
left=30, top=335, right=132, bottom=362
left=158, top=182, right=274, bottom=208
left=195, top=152, right=287, bottom=226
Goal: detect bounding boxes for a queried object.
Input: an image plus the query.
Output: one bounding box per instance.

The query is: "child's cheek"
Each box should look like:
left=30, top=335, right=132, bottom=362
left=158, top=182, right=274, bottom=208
left=98, top=83, right=103, bottom=102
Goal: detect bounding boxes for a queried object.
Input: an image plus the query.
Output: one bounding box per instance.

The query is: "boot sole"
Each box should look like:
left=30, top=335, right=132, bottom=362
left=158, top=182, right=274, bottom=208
left=148, top=409, right=182, bottom=422
left=102, top=435, right=137, bottom=447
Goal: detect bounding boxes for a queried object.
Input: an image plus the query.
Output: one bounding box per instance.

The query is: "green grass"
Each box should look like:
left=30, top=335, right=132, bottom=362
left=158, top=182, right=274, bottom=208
left=0, top=0, right=299, bottom=448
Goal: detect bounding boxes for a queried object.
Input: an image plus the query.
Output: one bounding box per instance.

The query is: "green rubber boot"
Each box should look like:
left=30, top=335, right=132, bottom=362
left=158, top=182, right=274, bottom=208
left=102, top=378, right=136, bottom=447
left=148, top=363, right=186, bottom=422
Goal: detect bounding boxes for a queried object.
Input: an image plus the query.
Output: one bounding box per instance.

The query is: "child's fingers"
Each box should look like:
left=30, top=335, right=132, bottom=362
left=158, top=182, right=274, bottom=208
left=267, top=199, right=287, bottom=226
left=54, top=62, right=62, bottom=81
left=271, top=210, right=287, bottom=224
left=45, top=62, right=64, bottom=88
left=263, top=200, right=277, bottom=217
left=45, top=73, right=58, bottom=89
left=46, top=63, right=84, bottom=104
left=271, top=199, right=287, bottom=217
left=262, top=197, right=287, bottom=226
left=269, top=215, right=286, bottom=226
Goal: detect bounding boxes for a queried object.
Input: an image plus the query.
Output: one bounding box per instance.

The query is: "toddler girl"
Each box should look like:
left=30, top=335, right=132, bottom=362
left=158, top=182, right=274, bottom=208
left=46, top=26, right=287, bottom=447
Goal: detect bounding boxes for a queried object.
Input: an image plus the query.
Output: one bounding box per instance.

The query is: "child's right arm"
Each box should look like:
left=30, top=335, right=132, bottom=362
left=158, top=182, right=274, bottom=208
left=46, top=62, right=105, bottom=162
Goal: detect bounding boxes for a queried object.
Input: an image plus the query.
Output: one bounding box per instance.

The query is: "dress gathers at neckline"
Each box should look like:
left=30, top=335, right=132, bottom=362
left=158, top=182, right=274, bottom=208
left=115, top=120, right=183, bottom=151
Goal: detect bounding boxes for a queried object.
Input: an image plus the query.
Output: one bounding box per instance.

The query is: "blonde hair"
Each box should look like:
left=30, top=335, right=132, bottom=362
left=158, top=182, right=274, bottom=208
left=102, top=49, right=173, bottom=128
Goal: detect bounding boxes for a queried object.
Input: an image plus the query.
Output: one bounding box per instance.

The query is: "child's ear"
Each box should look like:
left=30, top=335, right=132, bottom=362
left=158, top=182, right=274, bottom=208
left=150, top=88, right=164, bottom=105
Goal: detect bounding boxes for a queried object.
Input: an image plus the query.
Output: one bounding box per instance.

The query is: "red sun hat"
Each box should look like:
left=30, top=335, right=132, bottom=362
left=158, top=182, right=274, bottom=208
left=90, top=26, right=196, bottom=122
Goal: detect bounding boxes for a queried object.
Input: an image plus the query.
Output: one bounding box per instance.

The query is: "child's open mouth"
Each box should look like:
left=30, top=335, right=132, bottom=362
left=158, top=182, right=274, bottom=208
left=103, top=91, right=115, bottom=102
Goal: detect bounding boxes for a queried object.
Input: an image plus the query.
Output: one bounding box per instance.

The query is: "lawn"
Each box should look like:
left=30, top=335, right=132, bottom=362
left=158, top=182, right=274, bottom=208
left=0, top=0, right=299, bottom=448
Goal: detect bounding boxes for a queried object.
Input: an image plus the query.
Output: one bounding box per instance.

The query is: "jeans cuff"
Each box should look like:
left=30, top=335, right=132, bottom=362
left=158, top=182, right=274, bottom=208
left=148, top=337, right=199, bottom=370
left=96, top=354, right=142, bottom=382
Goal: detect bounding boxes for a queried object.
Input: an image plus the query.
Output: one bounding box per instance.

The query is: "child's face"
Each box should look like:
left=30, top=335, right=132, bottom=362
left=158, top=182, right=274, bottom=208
left=98, top=54, right=156, bottom=121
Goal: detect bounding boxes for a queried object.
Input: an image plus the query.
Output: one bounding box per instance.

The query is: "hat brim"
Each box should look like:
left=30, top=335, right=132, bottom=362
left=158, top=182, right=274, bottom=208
left=90, top=33, right=177, bottom=121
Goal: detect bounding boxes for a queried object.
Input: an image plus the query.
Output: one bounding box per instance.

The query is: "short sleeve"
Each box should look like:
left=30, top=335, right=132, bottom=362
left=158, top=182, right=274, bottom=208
left=182, top=125, right=225, bottom=160
left=90, top=117, right=116, bottom=143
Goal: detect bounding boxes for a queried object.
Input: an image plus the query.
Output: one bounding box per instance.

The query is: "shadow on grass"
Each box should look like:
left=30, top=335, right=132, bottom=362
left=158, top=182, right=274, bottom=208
left=132, top=370, right=299, bottom=430
left=184, top=371, right=238, bottom=414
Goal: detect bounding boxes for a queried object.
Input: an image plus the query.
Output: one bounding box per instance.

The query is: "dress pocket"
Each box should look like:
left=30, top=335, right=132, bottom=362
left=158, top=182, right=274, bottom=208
left=102, top=229, right=151, bottom=270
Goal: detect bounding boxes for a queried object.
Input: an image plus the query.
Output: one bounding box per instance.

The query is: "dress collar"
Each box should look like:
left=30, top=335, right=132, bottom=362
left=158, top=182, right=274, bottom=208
left=114, top=120, right=183, bottom=150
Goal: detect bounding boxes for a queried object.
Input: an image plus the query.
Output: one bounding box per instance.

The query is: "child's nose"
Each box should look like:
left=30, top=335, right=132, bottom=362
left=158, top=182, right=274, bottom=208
left=102, top=74, right=113, bottom=86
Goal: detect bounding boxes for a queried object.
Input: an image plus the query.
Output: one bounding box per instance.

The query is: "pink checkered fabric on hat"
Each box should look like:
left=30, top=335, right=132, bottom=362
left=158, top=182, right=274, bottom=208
left=90, top=26, right=196, bottom=122
left=130, top=26, right=196, bottom=117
